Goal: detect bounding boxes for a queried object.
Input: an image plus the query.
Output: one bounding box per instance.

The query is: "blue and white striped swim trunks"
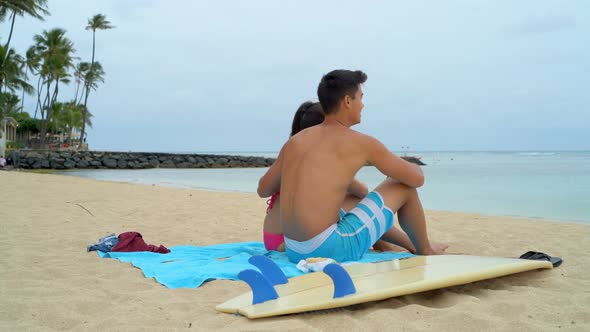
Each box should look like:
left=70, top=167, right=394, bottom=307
left=285, top=191, right=395, bottom=263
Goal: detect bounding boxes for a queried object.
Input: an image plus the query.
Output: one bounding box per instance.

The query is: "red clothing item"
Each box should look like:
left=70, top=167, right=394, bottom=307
left=111, top=232, right=170, bottom=254
left=266, top=192, right=280, bottom=213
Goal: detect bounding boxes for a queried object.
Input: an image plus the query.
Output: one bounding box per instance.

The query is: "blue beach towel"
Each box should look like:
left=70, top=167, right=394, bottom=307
left=97, top=241, right=414, bottom=289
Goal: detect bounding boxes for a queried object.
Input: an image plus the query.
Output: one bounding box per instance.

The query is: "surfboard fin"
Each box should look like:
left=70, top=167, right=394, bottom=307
left=248, top=255, right=288, bottom=285
left=323, top=263, right=356, bottom=298
left=238, top=269, right=279, bottom=304
left=519, top=251, right=562, bottom=267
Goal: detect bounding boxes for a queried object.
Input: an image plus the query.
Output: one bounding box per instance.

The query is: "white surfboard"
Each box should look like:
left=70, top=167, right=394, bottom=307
left=216, top=255, right=552, bottom=319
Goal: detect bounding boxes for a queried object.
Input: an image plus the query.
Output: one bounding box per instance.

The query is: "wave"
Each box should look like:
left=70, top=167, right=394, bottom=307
left=516, top=152, right=556, bottom=156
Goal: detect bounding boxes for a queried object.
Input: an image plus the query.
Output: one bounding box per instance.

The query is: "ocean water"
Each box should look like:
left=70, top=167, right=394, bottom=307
left=56, top=151, right=590, bottom=223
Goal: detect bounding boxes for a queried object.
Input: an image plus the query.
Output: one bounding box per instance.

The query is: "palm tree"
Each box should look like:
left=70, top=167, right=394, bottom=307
left=73, top=61, right=104, bottom=107
left=0, top=91, right=21, bottom=120
left=0, top=0, right=49, bottom=90
left=50, top=101, right=91, bottom=144
left=66, top=101, right=92, bottom=132
left=33, top=28, right=75, bottom=146
left=82, top=61, right=105, bottom=92
left=73, top=62, right=89, bottom=103
left=79, top=13, right=113, bottom=148
left=0, top=45, right=33, bottom=96
left=20, top=46, right=40, bottom=112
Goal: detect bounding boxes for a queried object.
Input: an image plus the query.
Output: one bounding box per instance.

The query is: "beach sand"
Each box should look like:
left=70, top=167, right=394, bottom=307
left=1, top=171, right=588, bottom=331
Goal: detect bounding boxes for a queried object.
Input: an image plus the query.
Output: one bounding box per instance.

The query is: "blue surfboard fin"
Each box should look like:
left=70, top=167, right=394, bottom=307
left=248, top=255, right=288, bottom=285
left=323, top=263, right=356, bottom=298
left=238, top=269, right=279, bottom=305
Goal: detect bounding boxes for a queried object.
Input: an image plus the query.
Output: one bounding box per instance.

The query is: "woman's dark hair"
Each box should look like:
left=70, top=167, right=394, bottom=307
left=290, top=101, right=324, bottom=136
left=317, top=69, right=367, bottom=114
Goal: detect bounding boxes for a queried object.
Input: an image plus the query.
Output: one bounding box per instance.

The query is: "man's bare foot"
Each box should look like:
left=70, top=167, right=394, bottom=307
left=432, top=242, right=449, bottom=254
left=372, top=240, right=409, bottom=253
left=421, top=242, right=449, bottom=255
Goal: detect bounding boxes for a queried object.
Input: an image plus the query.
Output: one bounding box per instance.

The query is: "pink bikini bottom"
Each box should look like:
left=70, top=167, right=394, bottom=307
left=263, top=231, right=285, bottom=251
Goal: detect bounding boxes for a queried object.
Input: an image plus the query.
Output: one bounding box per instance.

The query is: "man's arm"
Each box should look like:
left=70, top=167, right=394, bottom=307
left=363, top=135, right=424, bottom=188
left=257, top=146, right=284, bottom=197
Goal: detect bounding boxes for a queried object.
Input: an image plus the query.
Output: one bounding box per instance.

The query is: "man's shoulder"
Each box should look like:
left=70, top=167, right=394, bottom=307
left=346, top=128, right=378, bottom=145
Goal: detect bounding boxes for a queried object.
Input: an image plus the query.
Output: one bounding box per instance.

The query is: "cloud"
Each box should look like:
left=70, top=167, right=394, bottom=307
left=506, top=15, right=577, bottom=37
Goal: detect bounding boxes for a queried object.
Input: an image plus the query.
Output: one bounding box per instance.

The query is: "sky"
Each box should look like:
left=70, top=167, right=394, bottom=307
left=4, top=0, right=590, bottom=152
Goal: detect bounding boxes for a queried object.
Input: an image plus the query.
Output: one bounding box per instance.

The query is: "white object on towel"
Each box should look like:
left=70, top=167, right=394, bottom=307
left=296, top=258, right=337, bottom=273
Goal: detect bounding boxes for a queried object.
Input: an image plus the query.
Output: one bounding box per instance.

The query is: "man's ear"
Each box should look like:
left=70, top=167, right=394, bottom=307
left=344, top=95, right=351, bottom=108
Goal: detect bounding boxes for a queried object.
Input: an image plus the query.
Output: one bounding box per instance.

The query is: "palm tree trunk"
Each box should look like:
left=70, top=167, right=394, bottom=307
left=20, top=66, right=28, bottom=112
left=74, top=77, right=81, bottom=103
left=40, top=80, right=52, bottom=146
left=0, top=11, right=16, bottom=69
left=34, top=76, right=43, bottom=118
left=77, top=82, right=86, bottom=105
left=79, top=30, right=96, bottom=149
left=50, top=82, right=60, bottom=137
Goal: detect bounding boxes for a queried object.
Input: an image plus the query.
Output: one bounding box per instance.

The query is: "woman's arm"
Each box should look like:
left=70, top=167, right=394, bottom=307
left=257, top=147, right=285, bottom=197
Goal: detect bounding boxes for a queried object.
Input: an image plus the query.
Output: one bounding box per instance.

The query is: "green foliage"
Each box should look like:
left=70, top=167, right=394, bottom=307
left=15, top=114, right=40, bottom=133
left=33, top=28, right=76, bottom=84
left=48, top=101, right=92, bottom=134
left=86, top=14, right=115, bottom=31
left=0, top=45, right=34, bottom=94
left=6, top=109, right=40, bottom=133
left=5, top=140, right=20, bottom=149
left=0, top=91, right=21, bottom=118
left=77, top=61, right=105, bottom=91
left=0, top=0, right=50, bottom=22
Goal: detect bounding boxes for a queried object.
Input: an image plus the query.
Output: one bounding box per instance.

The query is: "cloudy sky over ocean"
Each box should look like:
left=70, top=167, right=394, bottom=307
left=8, top=0, right=589, bottom=152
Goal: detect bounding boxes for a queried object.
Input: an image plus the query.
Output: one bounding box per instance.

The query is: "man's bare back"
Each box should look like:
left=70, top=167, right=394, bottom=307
left=279, top=123, right=369, bottom=240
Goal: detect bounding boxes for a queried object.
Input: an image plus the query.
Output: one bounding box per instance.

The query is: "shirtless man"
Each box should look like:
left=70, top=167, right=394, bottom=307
left=258, top=70, right=444, bottom=263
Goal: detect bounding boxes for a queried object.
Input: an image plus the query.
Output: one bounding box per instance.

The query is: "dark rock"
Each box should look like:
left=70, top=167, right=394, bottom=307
left=401, top=156, right=426, bottom=166
left=177, top=162, right=193, bottom=168
left=117, top=159, right=128, bottom=168
left=8, top=151, right=277, bottom=169
left=50, top=158, right=65, bottom=169
left=26, top=152, right=43, bottom=159
left=160, top=160, right=176, bottom=168
left=228, top=160, right=241, bottom=167
left=102, top=158, right=117, bottom=168
left=31, top=161, right=43, bottom=169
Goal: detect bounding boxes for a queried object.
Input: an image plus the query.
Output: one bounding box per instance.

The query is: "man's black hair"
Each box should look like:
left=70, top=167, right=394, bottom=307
left=317, top=70, right=367, bottom=114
